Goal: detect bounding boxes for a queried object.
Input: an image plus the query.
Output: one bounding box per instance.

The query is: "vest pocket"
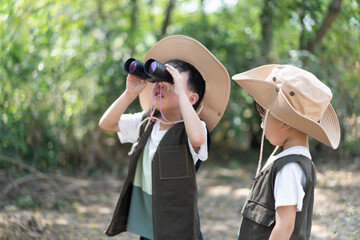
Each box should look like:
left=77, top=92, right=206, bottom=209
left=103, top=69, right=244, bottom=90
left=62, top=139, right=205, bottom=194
left=157, top=144, right=190, bottom=180
left=242, top=200, right=275, bottom=227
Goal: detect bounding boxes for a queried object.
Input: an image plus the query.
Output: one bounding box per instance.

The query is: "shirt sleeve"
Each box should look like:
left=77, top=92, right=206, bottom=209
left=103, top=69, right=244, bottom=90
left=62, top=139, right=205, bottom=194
left=274, top=162, right=306, bottom=212
left=117, top=111, right=145, bottom=144
left=187, top=121, right=208, bottom=164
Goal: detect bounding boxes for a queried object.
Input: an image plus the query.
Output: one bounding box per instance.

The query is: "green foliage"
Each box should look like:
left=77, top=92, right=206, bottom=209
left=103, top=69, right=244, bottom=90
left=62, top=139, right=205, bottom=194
left=15, top=196, right=36, bottom=208
left=1, top=0, right=359, bottom=171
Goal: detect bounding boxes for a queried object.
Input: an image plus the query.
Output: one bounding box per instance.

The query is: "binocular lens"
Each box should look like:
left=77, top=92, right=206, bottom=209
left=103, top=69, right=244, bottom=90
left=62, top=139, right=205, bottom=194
left=129, top=60, right=137, bottom=73
left=148, top=61, right=157, bottom=74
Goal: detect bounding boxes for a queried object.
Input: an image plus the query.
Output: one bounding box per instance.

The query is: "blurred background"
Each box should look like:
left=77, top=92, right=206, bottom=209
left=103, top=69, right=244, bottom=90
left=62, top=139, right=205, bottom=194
left=1, top=0, right=359, bottom=173
left=0, top=0, right=359, bottom=239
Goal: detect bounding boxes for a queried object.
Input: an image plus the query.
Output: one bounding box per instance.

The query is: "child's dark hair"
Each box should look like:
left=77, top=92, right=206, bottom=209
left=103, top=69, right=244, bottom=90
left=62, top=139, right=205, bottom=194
left=166, top=59, right=205, bottom=111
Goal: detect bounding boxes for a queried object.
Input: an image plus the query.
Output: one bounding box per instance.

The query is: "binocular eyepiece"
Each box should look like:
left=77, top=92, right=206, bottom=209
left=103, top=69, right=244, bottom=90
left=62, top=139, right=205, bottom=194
left=124, top=58, right=173, bottom=83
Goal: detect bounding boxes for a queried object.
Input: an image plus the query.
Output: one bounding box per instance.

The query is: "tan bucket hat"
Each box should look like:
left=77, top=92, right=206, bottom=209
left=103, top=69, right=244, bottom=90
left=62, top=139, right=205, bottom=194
left=139, top=35, right=230, bottom=131
left=232, top=64, right=340, bottom=149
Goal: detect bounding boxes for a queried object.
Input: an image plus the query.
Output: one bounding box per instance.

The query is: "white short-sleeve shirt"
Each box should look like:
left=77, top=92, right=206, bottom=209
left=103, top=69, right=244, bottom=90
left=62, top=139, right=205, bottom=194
left=262, top=146, right=311, bottom=212
left=117, top=111, right=208, bottom=164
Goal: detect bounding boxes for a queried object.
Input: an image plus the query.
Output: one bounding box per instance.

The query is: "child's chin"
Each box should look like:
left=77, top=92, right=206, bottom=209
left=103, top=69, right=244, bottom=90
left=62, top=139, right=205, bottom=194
left=153, top=103, right=160, bottom=110
left=153, top=98, right=163, bottom=105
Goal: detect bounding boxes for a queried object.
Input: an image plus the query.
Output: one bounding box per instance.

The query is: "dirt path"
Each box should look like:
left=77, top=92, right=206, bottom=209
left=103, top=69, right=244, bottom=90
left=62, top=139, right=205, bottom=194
left=1, top=162, right=359, bottom=240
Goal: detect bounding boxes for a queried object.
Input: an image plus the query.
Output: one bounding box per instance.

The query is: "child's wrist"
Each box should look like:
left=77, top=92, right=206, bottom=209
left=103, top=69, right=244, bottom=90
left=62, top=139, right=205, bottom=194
left=124, top=89, right=138, bottom=100
left=176, top=89, right=187, bottom=98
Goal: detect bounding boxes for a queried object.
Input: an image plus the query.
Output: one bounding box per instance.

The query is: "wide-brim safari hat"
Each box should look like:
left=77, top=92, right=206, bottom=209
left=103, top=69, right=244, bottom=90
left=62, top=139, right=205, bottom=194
left=232, top=64, right=340, bottom=149
left=139, top=35, right=230, bottom=132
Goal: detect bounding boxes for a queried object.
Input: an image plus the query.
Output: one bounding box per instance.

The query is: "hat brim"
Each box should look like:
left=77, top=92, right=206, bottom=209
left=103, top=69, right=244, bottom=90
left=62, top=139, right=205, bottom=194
left=232, top=65, right=340, bottom=149
left=139, top=35, right=230, bottom=131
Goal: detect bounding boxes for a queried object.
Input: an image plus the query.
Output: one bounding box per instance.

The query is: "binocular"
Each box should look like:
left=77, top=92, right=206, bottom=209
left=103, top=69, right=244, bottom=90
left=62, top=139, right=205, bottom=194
left=124, top=58, right=173, bottom=83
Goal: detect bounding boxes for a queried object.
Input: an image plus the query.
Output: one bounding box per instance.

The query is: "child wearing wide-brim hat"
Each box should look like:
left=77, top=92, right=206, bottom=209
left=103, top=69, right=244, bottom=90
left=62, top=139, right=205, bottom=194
left=99, top=35, right=230, bottom=239
left=232, top=64, right=340, bottom=240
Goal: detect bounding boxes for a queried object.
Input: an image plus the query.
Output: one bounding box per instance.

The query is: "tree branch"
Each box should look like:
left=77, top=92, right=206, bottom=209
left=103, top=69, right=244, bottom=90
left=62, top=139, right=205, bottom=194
left=0, top=155, right=62, bottom=195
left=299, top=1, right=307, bottom=49
left=305, top=0, right=343, bottom=52
left=160, top=0, right=176, bottom=38
left=260, top=0, right=278, bottom=62
left=129, top=0, right=138, bottom=55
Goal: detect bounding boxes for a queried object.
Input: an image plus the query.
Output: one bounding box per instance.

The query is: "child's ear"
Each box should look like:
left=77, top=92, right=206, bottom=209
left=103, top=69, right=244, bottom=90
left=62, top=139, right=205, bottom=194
left=189, top=93, right=199, bottom=106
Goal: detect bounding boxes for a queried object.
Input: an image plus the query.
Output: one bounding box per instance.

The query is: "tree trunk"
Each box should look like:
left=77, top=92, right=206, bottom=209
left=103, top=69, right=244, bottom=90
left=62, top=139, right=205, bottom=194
left=160, top=0, right=176, bottom=38
left=260, top=0, right=278, bottom=62
left=129, top=0, right=138, bottom=55
left=304, top=0, right=343, bottom=53
left=299, top=1, right=307, bottom=50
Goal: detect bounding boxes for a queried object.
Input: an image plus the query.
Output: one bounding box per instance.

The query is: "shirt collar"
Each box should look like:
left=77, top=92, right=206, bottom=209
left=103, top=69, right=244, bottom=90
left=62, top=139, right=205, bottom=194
left=274, top=146, right=312, bottom=160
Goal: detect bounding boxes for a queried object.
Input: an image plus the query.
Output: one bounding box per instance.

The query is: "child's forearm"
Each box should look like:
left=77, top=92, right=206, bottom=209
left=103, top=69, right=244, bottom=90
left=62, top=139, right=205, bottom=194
left=99, top=90, right=137, bottom=132
left=269, top=205, right=296, bottom=240
left=178, top=92, right=206, bottom=147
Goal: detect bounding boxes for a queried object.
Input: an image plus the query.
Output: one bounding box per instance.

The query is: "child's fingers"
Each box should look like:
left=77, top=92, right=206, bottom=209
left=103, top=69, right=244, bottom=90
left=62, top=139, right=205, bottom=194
left=165, top=64, right=188, bottom=97
left=165, top=64, right=182, bottom=81
left=127, top=74, right=142, bottom=82
left=165, top=64, right=177, bottom=75
left=126, top=74, right=147, bottom=93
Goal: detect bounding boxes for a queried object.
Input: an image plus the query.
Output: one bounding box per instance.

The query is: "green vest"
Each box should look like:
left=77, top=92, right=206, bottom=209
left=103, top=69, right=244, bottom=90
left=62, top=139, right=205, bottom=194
left=105, top=119, right=200, bottom=239
left=238, top=154, right=316, bottom=240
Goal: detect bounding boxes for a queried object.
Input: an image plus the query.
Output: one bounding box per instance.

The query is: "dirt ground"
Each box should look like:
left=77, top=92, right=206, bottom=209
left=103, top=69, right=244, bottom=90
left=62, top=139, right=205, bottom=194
left=1, top=160, right=359, bottom=240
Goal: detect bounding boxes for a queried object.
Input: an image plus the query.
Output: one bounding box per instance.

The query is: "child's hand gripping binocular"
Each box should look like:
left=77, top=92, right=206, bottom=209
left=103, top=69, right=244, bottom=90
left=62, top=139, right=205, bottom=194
left=124, top=58, right=173, bottom=83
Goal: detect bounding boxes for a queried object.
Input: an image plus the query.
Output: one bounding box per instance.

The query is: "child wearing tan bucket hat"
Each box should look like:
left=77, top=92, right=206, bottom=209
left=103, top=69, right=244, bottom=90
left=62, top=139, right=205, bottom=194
left=232, top=64, right=340, bottom=240
left=99, top=35, right=230, bottom=239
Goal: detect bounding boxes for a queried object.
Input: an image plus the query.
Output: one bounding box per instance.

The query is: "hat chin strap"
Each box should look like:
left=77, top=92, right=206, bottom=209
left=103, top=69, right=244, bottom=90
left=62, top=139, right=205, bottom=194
left=147, top=82, right=203, bottom=127
left=129, top=83, right=203, bottom=156
left=138, top=83, right=183, bottom=137
left=146, top=82, right=184, bottom=125
left=256, top=110, right=268, bottom=176
left=256, top=109, right=280, bottom=176
left=196, top=104, right=204, bottom=115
